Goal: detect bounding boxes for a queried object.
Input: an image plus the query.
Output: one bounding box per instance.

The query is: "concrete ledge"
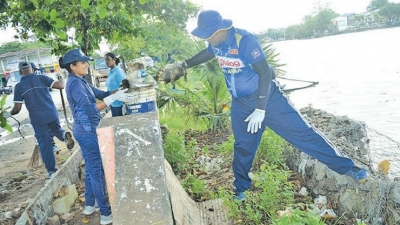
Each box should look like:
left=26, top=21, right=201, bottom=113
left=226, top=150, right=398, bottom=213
left=98, top=111, right=174, bottom=224
left=16, top=149, right=83, bottom=225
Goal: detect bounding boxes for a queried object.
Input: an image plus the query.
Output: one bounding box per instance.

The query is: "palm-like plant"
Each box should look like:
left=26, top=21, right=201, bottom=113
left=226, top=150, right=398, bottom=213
left=261, top=42, right=286, bottom=77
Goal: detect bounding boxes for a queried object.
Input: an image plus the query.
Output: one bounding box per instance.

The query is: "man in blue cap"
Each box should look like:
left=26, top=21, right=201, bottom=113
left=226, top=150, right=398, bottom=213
left=9, top=61, right=75, bottom=179
left=179, top=10, right=368, bottom=200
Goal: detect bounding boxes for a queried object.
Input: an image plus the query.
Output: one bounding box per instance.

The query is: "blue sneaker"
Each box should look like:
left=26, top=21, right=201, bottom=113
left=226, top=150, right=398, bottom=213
left=346, top=166, right=368, bottom=183
left=233, top=192, right=246, bottom=201
left=45, top=171, right=56, bottom=179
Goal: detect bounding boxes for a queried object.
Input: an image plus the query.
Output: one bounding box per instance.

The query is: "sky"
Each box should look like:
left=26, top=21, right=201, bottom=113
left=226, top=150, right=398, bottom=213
left=1, top=0, right=400, bottom=46
left=186, top=0, right=400, bottom=33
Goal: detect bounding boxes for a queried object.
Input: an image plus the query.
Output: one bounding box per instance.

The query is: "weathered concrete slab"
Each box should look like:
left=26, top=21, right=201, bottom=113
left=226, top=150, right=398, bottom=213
left=164, top=160, right=231, bottom=225
left=16, top=149, right=83, bottom=225
left=97, top=111, right=173, bottom=224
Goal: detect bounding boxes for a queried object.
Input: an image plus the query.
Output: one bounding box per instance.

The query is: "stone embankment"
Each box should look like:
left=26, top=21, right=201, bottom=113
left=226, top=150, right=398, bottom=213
left=285, top=106, right=400, bottom=225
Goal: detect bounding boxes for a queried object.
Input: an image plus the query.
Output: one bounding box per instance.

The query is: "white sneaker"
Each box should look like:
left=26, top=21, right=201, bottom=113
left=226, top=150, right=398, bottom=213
left=53, top=145, right=61, bottom=153
left=100, top=214, right=113, bottom=225
left=83, top=205, right=99, bottom=215
left=45, top=171, right=56, bottom=179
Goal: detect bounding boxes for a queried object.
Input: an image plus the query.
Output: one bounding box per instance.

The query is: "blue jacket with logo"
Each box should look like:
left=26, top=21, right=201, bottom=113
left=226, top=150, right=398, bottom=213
left=207, top=28, right=266, bottom=98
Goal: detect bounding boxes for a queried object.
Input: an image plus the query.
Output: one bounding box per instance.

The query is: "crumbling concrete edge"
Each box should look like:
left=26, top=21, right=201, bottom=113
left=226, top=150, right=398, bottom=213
left=165, top=159, right=232, bottom=224
left=15, top=149, right=83, bottom=225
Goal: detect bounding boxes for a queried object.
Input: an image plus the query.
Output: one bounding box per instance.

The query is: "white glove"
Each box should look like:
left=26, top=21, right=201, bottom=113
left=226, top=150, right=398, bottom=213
left=3, top=111, right=11, bottom=119
left=104, top=89, right=134, bottom=106
left=244, top=109, right=265, bottom=134
left=57, top=74, right=64, bottom=84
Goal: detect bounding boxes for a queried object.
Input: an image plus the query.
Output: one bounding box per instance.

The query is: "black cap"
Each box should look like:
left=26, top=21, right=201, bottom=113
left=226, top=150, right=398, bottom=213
left=19, top=62, right=32, bottom=70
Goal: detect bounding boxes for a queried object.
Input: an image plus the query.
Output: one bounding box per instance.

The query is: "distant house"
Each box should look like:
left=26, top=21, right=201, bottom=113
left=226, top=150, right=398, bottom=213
left=0, top=48, right=59, bottom=75
left=331, top=17, right=348, bottom=32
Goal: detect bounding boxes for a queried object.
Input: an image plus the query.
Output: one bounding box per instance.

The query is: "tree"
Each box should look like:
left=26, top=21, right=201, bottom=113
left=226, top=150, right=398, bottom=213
left=1, top=0, right=200, bottom=83
left=314, top=8, right=338, bottom=35
left=379, top=3, right=400, bottom=22
left=0, top=40, right=49, bottom=55
left=285, top=25, right=303, bottom=40
left=301, top=7, right=338, bottom=38
left=367, top=0, right=388, bottom=11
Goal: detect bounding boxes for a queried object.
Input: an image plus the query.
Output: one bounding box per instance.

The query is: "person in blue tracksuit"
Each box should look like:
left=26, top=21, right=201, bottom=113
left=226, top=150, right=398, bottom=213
left=181, top=10, right=368, bottom=200
left=105, top=52, right=126, bottom=117
left=9, top=62, right=75, bottom=179
left=59, top=49, right=133, bottom=225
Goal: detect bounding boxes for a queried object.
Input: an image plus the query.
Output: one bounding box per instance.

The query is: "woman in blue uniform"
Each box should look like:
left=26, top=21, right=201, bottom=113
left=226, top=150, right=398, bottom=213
left=59, top=49, right=133, bottom=224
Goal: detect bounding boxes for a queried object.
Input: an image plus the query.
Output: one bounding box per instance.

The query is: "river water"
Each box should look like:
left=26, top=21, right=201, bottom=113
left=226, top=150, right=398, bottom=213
left=272, top=27, right=400, bottom=177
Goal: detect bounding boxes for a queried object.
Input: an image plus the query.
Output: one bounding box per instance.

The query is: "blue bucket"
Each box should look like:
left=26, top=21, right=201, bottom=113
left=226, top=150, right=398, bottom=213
left=125, top=101, right=156, bottom=115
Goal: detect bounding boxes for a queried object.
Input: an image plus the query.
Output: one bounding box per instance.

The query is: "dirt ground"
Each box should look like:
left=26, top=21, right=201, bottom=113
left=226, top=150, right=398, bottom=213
left=0, top=106, right=109, bottom=225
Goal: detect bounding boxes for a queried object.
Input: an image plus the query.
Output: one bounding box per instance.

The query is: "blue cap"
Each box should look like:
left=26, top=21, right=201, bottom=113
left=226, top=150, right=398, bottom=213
left=191, top=10, right=232, bottom=39
left=62, top=49, right=93, bottom=65
left=19, top=61, right=32, bottom=70
left=30, top=62, right=38, bottom=71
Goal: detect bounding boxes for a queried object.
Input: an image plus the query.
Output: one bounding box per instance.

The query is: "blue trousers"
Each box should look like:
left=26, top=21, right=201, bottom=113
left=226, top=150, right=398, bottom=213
left=231, top=79, right=355, bottom=192
left=32, top=119, right=66, bottom=173
left=74, top=128, right=111, bottom=216
left=110, top=106, right=123, bottom=117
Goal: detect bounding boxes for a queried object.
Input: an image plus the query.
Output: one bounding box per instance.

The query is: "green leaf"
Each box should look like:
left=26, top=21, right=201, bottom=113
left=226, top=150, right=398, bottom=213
left=0, top=95, right=7, bottom=108
left=81, top=0, right=90, bottom=9
left=31, top=0, right=39, bottom=8
left=107, top=2, right=115, bottom=10
left=50, top=9, right=57, bottom=20
left=4, top=124, right=12, bottom=133
left=98, top=8, right=107, bottom=19
left=1, top=116, right=6, bottom=127
left=54, top=19, right=65, bottom=28
left=58, top=30, right=67, bottom=40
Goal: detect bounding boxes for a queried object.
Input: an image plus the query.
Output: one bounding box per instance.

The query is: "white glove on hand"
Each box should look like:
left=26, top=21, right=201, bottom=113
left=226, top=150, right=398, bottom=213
left=104, top=89, right=134, bottom=106
left=244, top=109, right=265, bottom=134
left=57, top=74, right=64, bottom=85
left=3, top=111, right=11, bottom=119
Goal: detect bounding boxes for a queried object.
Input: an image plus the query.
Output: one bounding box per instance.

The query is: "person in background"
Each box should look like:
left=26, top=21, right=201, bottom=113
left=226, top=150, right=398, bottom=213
left=59, top=49, right=134, bottom=225
left=104, top=52, right=127, bottom=117
left=179, top=10, right=368, bottom=201
left=8, top=61, right=75, bottom=179
left=39, top=64, right=46, bottom=74
left=29, top=62, right=62, bottom=152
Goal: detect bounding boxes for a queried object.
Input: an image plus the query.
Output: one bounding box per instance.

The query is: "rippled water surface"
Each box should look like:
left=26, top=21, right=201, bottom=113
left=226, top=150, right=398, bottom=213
left=273, top=27, right=400, bottom=143
left=272, top=27, right=400, bottom=177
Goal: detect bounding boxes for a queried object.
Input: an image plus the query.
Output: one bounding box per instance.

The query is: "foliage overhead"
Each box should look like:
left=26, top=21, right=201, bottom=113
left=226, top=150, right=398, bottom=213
left=379, top=3, right=400, bottom=20
left=0, top=40, right=49, bottom=55
left=367, top=0, right=388, bottom=11
left=0, top=0, right=200, bottom=56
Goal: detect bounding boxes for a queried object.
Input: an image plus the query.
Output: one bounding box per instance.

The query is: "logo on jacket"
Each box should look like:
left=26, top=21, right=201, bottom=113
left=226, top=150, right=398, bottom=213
left=229, top=49, right=238, bottom=55
left=217, top=56, right=243, bottom=68
left=251, top=49, right=261, bottom=59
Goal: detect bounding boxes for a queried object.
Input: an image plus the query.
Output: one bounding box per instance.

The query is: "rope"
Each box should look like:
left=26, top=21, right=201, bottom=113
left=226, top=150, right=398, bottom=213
left=277, top=77, right=319, bottom=93
left=9, top=116, right=27, bottom=142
